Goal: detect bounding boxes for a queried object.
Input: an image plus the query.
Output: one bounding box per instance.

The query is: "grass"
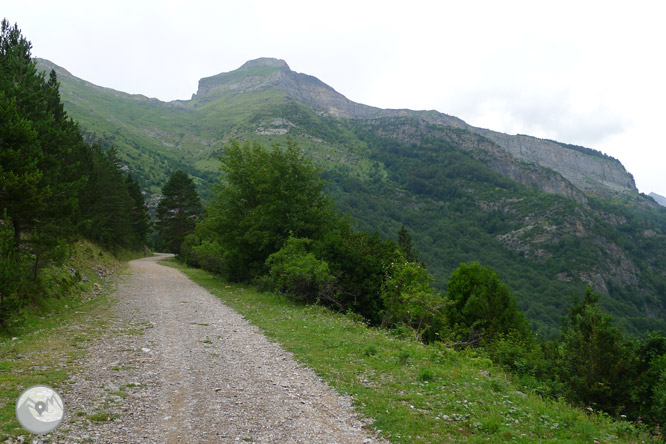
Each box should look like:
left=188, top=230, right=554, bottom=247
left=0, top=241, right=143, bottom=440
left=163, top=258, right=658, bottom=443
left=85, top=411, right=118, bottom=422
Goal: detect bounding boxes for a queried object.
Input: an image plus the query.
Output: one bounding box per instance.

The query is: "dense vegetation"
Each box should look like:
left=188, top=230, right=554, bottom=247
left=155, top=169, right=202, bottom=253
left=324, top=118, right=666, bottom=337
left=181, top=140, right=666, bottom=431
left=5, top=17, right=666, bottom=435
left=0, top=20, right=149, bottom=328
left=40, top=51, right=666, bottom=339
left=171, top=261, right=658, bottom=443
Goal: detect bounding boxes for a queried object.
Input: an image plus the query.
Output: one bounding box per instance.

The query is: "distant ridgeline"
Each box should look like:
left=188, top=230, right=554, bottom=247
left=650, top=192, right=666, bottom=207
left=36, top=57, right=666, bottom=337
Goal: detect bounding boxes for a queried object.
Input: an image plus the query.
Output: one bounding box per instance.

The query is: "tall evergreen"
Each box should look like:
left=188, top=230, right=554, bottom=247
left=1, top=20, right=150, bottom=326
left=156, top=170, right=202, bottom=254
left=126, top=174, right=150, bottom=245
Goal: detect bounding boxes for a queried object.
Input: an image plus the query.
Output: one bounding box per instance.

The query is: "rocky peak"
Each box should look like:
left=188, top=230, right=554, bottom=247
left=191, top=57, right=382, bottom=118
left=237, top=58, right=290, bottom=70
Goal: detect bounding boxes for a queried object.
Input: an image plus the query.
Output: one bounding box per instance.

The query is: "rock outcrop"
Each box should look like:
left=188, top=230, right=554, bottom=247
left=472, top=129, right=638, bottom=196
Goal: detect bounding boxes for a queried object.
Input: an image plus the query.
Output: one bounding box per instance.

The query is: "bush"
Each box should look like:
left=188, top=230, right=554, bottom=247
left=190, top=240, right=227, bottom=275
left=179, top=233, right=201, bottom=267
left=312, top=221, right=397, bottom=323
left=486, top=331, right=544, bottom=378
left=380, top=255, right=446, bottom=342
left=445, top=262, right=529, bottom=343
left=266, top=236, right=338, bottom=305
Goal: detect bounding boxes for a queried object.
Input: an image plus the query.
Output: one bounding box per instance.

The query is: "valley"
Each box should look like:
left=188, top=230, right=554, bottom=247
left=36, top=57, right=666, bottom=337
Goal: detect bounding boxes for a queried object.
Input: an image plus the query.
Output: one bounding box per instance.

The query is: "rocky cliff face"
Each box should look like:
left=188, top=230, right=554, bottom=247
left=472, top=129, right=638, bottom=196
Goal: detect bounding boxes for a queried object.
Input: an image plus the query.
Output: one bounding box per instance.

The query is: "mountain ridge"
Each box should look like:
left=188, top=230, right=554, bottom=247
left=34, top=56, right=666, bottom=336
left=38, top=56, right=640, bottom=199
left=188, top=57, right=639, bottom=198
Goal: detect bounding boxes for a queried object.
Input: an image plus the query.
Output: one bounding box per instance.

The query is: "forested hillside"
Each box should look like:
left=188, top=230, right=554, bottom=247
left=4, top=19, right=666, bottom=434
left=36, top=56, right=666, bottom=337
left=0, top=20, right=148, bottom=327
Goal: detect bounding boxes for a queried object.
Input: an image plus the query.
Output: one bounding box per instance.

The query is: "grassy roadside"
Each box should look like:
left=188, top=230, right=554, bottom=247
left=164, top=258, right=657, bottom=443
left=0, top=241, right=143, bottom=440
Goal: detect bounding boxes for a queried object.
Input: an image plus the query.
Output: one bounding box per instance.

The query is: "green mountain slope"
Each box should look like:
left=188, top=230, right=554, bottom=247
left=36, top=57, right=666, bottom=337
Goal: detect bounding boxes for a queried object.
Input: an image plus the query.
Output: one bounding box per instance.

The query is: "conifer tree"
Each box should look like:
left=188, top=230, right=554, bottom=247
left=156, top=170, right=202, bottom=254
left=556, top=288, right=630, bottom=413
left=445, top=262, right=529, bottom=342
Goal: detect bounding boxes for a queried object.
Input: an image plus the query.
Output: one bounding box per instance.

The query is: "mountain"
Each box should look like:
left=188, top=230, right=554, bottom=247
left=36, top=57, right=666, bottom=337
left=650, top=192, right=666, bottom=207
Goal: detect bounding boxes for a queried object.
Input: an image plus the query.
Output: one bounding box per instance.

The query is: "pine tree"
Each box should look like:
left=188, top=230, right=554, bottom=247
left=397, top=224, right=419, bottom=262
left=156, top=170, right=202, bottom=254
left=445, top=262, right=529, bottom=342
left=556, top=288, right=630, bottom=413
left=126, top=174, right=150, bottom=246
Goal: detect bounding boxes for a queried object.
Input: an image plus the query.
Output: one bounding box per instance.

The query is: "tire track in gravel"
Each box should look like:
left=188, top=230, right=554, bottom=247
left=50, top=254, right=384, bottom=444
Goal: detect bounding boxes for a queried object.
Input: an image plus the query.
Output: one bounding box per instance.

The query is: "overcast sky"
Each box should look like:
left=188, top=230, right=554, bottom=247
left=4, top=0, right=665, bottom=196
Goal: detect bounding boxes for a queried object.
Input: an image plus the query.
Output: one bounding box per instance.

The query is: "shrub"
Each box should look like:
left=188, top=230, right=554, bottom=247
left=179, top=233, right=200, bottom=267
left=380, top=255, right=446, bottom=342
left=266, top=236, right=338, bottom=305
left=486, top=331, right=544, bottom=377
left=445, top=262, right=529, bottom=344
left=190, top=240, right=226, bottom=275
left=312, top=221, right=397, bottom=323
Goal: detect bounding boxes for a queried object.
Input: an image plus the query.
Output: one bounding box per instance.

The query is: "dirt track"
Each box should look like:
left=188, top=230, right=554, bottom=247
left=49, top=254, right=383, bottom=443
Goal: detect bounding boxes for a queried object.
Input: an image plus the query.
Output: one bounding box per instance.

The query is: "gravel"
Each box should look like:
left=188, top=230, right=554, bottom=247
left=42, top=254, right=385, bottom=444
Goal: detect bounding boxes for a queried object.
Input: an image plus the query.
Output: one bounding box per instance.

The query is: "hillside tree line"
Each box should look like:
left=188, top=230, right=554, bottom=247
left=177, top=139, right=666, bottom=430
left=0, top=20, right=149, bottom=326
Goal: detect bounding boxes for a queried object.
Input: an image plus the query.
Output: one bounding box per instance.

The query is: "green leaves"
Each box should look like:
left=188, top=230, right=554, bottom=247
left=555, top=288, right=629, bottom=413
left=445, top=262, right=529, bottom=343
left=156, top=170, right=202, bottom=254
left=207, top=141, right=333, bottom=280
left=380, top=255, right=444, bottom=342
left=266, top=236, right=337, bottom=304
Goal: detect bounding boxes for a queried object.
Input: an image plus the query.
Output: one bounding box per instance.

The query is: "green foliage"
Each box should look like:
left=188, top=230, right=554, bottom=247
left=205, top=140, right=333, bottom=280
left=554, top=288, right=630, bottom=414
left=379, top=254, right=445, bottom=342
left=311, top=220, right=398, bottom=323
left=445, top=262, right=529, bottom=343
left=397, top=224, right=419, bottom=262
left=166, top=260, right=656, bottom=443
left=0, top=21, right=149, bottom=326
left=125, top=174, right=150, bottom=244
left=624, top=333, right=666, bottom=424
left=266, top=236, right=337, bottom=304
left=43, top=45, right=666, bottom=337
left=0, top=214, right=24, bottom=328
left=486, top=332, right=546, bottom=385
left=155, top=170, right=202, bottom=254
left=79, top=145, right=148, bottom=249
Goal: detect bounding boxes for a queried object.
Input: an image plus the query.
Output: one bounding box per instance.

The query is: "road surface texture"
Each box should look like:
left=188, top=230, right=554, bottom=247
left=48, top=255, right=384, bottom=443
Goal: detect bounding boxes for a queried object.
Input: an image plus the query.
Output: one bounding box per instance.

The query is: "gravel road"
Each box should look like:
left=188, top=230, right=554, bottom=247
left=47, top=254, right=384, bottom=443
